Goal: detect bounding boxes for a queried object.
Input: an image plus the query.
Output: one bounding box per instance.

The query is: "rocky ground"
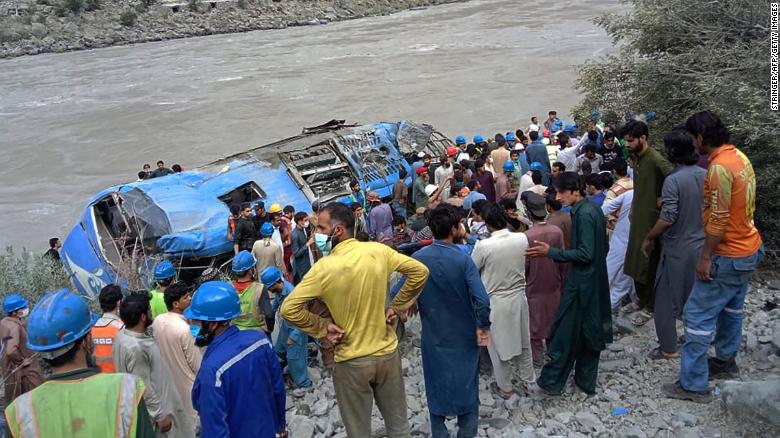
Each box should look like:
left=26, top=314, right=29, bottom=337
left=284, top=277, right=780, bottom=437
left=0, top=0, right=464, bottom=58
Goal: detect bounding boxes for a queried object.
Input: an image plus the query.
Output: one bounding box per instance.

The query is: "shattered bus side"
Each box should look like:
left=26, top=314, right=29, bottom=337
left=61, top=120, right=450, bottom=300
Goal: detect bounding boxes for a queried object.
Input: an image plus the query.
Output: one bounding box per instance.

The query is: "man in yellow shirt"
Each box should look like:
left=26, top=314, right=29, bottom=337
left=280, top=202, right=429, bottom=438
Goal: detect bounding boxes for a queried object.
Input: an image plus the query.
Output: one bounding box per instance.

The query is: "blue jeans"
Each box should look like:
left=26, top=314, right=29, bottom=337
left=679, top=248, right=763, bottom=391
left=274, top=324, right=312, bottom=388
left=392, top=202, right=407, bottom=219
left=430, top=411, right=478, bottom=438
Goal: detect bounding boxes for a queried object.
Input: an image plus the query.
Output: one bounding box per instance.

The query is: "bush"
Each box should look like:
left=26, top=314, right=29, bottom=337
left=188, top=0, right=199, bottom=12
left=119, top=9, right=137, bottom=26
left=572, top=0, right=780, bottom=256
left=0, top=248, right=70, bottom=307
left=62, top=0, right=83, bottom=14
left=83, top=0, right=100, bottom=11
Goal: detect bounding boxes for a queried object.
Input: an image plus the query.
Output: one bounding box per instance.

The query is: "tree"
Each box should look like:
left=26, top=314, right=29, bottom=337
left=573, top=0, right=780, bottom=255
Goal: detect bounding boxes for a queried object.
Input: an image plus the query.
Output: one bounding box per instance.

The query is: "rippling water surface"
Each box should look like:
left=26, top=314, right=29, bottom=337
left=0, top=0, right=616, bottom=249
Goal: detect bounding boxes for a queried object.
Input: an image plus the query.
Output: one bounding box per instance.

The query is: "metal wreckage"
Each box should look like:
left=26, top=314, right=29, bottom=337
left=60, top=120, right=451, bottom=299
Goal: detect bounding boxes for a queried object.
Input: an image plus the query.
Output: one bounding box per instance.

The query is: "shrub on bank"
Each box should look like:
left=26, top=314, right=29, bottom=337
left=572, top=0, right=779, bottom=258
left=0, top=248, right=70, bottom=308
left=120, top=9, right=138, bottom=26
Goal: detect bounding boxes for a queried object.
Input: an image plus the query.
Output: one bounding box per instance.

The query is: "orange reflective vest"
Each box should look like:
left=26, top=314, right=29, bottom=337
left=91, top=315, right=124, bottom=373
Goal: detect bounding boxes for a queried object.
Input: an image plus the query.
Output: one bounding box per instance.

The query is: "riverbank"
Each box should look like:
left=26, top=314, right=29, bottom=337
left=0, top=0, right=465, bottom=58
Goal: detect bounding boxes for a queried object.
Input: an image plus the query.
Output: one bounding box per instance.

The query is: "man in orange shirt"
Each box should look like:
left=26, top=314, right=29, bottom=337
left=663, top=111, right=763, bottom=403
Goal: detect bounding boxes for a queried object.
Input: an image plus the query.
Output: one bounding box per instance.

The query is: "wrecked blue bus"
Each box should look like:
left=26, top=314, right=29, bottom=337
left=60, top=120, right=451, bottom=299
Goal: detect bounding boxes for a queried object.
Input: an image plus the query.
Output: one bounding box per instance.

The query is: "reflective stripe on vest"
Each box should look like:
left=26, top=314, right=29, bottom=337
left=91, top=319, right=123, bottom=373
left=234, top=283, right=261, bottom=330
left=14, top=390, right=37, bottom=437
left=214, top=338, right=270, bottom=388
left=9, top=373, right=144, bottom=438
left=116, top=374, right=139, bottom=438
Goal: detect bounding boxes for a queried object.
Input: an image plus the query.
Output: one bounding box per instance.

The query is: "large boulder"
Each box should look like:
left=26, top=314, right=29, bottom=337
left=720, top=378, right=780, bottom=427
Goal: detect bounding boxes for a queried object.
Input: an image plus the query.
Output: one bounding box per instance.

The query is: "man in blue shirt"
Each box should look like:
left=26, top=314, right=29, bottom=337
left=412, top=204, right=491, bottom=438
left=462, top=180, right=487, bottom=211
left=267, top=267, right=312, bottom=389
left=188, top=281, right=287, bottom=438
left=525, top=131, right=552, bottom=186
left=585, top=174, right=607, bottom=206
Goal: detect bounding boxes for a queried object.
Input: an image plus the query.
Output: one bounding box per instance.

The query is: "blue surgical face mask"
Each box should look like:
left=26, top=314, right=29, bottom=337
left=314, top=232, right=332, bottom=253
left=189, top=324, right=201, bottom=338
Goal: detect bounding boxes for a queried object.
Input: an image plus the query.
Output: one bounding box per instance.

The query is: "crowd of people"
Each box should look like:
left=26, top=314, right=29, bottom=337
left=137, top=160, right=183, bottom=181
left=0, top=110, right=764, bottom=438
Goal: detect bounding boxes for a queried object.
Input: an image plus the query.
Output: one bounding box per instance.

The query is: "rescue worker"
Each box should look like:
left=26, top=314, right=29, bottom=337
left=0, top=294, right=42, bottom=405
left=188, top=281, right=288, bottom=437
left=265, top=267, right=312, bottom=389
left=231, top=250, right=270, bottom=334
left=4, top=288, right=155, bottom=437
left=90, top=284, right=124, bottom=373
left=151, top=260, right=176, bottom=319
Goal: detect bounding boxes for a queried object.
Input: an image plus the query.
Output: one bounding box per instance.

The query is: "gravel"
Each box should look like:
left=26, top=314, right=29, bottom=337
left=281, top=280, right=779, bottom=437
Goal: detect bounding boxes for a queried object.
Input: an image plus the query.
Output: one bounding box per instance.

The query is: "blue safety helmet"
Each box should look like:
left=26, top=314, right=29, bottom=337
left=645, top=111, right=657, bottom=122
left=591, top=110, right=601, bottom=121
left=530, top=162, right=544, bottom=172
left=184, top=281, right=241, bottom=322
left=231, top=250, right=256, bottom=274
left=502, top=161, right=515, bottom=172
left=27, top=289, right=98, bottom=352
left=505, top=133, right=516, bottom=142
left=154, top=260, right=176, bottom=281
left=260, top=222, right=274, bottom=237
left=260, top=266, right=283, bottom=288
left=455, top=135, right=467, bottom=145
left=563, top=123, right=577, bottom=133
left=3, top=294, right=28, bottom=314
left=473, top=135, right=485, bottom=144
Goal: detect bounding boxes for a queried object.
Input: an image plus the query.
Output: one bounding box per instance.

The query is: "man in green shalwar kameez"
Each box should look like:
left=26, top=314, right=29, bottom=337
left=622, top=120, right=673, bottom=324
left=526, top=172, right=612, bottom=395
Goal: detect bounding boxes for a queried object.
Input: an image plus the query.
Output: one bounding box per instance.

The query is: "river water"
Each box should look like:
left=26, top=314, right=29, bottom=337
left=0, top=0, right=615, bottom=250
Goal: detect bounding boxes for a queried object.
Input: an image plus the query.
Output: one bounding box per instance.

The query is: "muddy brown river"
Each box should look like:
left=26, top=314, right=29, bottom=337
left=0, top=0, right=616, bottom=250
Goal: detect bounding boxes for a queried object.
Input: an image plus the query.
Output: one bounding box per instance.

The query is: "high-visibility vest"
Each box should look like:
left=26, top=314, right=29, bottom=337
left=91, top=316, right=124, bottom=373
left=234, top=283, right=262, bottom=331
left=5, top=372, right=145, bottom=438
left=149, top=288, right=168, bottom=319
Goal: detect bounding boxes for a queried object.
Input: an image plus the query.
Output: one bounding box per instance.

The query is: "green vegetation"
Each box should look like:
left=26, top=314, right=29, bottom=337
left=0, top=248, right=70, bottom=307
left=573, top=0, right=780, bottom=255
left=119, top=9, right=138, bottom=27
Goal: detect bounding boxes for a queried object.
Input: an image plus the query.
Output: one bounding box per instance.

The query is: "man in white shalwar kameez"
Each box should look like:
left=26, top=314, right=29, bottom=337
left=471, top=204, right=536, bottom=402
left=602, top=190, right=637, bottom=309
left=114, top=294, right=196, bottom=438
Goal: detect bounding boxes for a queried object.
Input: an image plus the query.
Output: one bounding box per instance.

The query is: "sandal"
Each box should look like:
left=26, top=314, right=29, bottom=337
left=490, top=381, right=514, bottom=400
left=621, top=302, right=641, bottom=314
left=630, top=309, right=654, bottom=326
left=648, top=347, right=680, bottom=360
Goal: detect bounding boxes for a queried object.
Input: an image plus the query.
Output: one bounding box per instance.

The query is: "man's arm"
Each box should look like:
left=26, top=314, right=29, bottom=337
left=387, top=248, right=430, bottom=314
left=645, top=178, right=678, bottom=242
left=548, top=209, right=597, bottom=264
left=3, top=324, right=23, bottom=365
left=292, top=230, right=308, bottom=259
left=118, top=346, right=164, bottom=421
left=279, top=264, right=328, bottom=338
left=179, top=330, right=202, bottom=375
left=134, top=398, right=158, bottom=438
left=464, top=258, right=491, bottom=329
left=275, top=244, right=288, bottom=276
left=192, top=372, right=229, bottom=438
left=697, top=165, right=732, bottom=279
